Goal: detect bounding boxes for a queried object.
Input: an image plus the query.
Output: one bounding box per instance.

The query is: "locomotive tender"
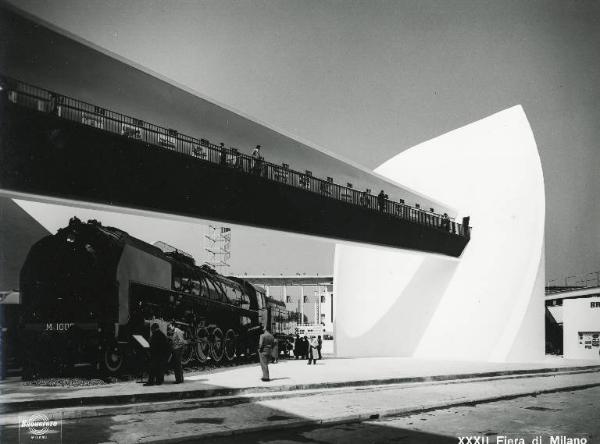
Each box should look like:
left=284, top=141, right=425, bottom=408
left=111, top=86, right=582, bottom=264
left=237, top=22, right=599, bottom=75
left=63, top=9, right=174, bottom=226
left=20, top=217, right=296, bottom=377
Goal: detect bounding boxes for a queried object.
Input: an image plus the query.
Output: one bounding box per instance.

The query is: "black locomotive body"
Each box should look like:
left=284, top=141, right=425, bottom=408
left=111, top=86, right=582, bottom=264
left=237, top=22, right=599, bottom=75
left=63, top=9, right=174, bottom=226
left=19, top=217, right=291, bottom=377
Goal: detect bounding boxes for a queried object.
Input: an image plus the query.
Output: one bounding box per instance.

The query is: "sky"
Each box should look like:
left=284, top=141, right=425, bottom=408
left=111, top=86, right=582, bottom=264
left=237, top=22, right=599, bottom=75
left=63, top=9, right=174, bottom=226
left=4, top=0, right=600, bottom=283
left=13, top=198, right=336, bottom=282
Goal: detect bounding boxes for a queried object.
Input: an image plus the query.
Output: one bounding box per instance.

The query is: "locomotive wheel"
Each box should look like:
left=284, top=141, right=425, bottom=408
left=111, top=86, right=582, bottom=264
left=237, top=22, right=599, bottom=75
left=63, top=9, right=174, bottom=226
left=224, top=329, right=237, bottom=362
left=181, top=328, right=195, bottom=366
left=195, top=326, right=210, bottom=363
left=210, top=327, right=224, bottom=362
left=102, top=343, right=124, bottom=375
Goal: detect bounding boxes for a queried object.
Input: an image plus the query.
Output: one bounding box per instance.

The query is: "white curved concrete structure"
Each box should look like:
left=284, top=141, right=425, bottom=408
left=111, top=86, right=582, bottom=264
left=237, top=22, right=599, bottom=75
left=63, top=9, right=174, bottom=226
left=334, top=106, right=545, bottom=362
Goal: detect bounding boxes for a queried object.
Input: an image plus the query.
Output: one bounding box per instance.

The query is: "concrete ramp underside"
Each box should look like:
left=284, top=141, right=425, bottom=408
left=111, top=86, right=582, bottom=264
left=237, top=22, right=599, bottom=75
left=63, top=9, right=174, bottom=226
left=334, top=106, right=545, bottom=362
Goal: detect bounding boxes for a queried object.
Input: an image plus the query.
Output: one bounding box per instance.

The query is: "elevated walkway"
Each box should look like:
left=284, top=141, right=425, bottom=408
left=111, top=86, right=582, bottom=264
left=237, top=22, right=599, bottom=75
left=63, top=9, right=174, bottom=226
left=0, top=77, right=469, bottom=256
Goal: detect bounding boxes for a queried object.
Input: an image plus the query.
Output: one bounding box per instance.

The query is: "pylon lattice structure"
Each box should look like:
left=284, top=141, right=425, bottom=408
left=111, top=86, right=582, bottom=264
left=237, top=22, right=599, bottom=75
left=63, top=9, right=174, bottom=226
left=205, top=225, right=231, bottom=271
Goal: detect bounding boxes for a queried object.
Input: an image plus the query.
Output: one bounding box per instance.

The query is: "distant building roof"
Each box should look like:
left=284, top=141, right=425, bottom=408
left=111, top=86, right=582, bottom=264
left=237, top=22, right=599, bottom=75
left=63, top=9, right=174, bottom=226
left=235, top=275, right=333, bottom=287
left=545, top=286, right=600, bottom=301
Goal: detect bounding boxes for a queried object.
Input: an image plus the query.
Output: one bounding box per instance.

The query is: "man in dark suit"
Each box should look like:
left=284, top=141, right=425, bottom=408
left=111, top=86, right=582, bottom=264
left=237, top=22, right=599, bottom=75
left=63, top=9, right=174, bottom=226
left=145, top=323, right=169, bottom=386
left=293, top=334, right=301, bottom=359
left=258, top=326, right=275, bottom=381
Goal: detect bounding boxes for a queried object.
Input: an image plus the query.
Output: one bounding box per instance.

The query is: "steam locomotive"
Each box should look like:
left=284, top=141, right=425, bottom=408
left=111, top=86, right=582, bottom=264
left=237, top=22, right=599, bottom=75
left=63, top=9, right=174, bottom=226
left=19, top=217, right=298, bottom=377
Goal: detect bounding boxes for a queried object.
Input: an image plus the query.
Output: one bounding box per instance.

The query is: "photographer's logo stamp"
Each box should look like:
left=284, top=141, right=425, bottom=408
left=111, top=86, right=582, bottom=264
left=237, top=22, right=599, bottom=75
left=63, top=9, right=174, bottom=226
left=19, top=413, right=62, bottom=442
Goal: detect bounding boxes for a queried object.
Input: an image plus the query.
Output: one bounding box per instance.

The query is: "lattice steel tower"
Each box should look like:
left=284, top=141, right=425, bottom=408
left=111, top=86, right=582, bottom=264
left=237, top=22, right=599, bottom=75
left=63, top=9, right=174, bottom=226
left=204, top=225, right=231, bottom=270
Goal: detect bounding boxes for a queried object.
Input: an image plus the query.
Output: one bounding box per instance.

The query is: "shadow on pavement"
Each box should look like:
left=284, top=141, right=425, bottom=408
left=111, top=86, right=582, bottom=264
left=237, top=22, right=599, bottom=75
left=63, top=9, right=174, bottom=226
left=200, top=421, right=457, bottom=444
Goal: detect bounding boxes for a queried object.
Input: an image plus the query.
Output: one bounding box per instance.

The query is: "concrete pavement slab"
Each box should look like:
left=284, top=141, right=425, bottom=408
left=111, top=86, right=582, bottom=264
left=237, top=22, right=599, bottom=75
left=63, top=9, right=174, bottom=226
left=3, top=367, right=600, bottom=443
left=1, top=356, right=599, bottom=414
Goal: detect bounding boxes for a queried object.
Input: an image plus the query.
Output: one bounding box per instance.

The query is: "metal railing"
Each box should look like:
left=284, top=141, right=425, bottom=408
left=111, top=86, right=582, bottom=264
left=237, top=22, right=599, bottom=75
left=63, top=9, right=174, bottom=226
left=0, top=75, right=470, bottom=238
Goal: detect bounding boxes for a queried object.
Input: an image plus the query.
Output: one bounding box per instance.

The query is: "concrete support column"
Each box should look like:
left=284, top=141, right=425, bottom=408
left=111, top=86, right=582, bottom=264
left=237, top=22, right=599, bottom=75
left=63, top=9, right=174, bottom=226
left=334, top=106, right=545, bottom=361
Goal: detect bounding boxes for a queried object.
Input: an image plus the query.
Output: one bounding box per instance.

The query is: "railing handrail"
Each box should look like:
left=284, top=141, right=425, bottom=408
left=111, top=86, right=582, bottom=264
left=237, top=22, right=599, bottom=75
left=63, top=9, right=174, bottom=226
left=0, top=74, right=470, bottom=238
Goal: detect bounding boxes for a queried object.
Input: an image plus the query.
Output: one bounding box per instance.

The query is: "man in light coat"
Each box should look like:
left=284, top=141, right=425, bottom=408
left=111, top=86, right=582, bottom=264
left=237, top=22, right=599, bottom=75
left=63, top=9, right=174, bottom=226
left=258, top=326, right=275, bottom=381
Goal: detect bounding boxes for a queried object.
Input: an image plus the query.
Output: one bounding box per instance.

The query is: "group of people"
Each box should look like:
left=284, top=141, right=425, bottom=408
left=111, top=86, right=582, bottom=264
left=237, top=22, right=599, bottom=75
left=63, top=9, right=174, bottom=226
left=145, top=322, right=186, bottom=386
left=216, top=143, right=264, bottom=173
left=293, top=334, right=322, bottom=364
left=258, top=329, right=325, bottom=381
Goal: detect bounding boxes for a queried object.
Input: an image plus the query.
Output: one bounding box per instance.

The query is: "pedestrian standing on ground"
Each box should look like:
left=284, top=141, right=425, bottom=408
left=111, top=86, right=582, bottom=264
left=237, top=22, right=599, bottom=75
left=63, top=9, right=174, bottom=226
left=307, top=336, right=318, bottom=365
left=167, top=323, right=185, bottom=384
left=145, top=323, right=169, bottom=386
left=302, top=336, right=309, bottom=360
left=258, top=326, right=275, bottom=381
left=294, top=334, right=301, bottom=359
left=317, top=335, right=323, bottom=360
left=272, top=336, right=279, bottom=364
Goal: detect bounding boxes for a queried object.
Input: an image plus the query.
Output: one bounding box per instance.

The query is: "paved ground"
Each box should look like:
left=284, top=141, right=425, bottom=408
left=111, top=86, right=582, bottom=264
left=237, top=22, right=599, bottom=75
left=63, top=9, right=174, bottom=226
left=2, top=367, right=600, bottom=443
left=200, top=385, right=600, bottom=443
left=2, top=355, right=598, bottom=410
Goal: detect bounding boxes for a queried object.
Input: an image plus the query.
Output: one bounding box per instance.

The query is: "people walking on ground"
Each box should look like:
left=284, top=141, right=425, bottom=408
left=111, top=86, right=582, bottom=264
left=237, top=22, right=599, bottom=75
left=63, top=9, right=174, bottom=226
left=258, top=326, right=275, bottom=381
left=145, top=323, right=169, bottom=386
left=294, top=334, right=301, bottom=359
left=317, top=335, right=323, bottom=360
left=167, top=323, right=185, bottom=384
left=307, top=336, right=318, bottom=365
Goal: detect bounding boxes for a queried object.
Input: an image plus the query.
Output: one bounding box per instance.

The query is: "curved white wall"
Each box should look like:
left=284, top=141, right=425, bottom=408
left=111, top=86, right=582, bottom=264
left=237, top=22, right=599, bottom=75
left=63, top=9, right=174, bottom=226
left=334, top=106, right=545, bottom=362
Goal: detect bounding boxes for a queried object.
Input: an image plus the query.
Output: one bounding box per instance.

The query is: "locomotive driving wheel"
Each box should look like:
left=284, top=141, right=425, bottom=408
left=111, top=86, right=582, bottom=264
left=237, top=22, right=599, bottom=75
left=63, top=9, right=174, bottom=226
left=181, top=327, right=195, bottom=366
left=195, top=326, right=210, bottom=363
left=210, top=327, right=225, bottom=362
left=224, top=329, right=237, bottom=362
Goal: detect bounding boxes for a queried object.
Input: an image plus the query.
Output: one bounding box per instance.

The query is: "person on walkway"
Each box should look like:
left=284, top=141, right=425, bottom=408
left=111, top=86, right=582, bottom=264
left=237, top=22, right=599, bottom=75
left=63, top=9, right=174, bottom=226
left=167, top=323, right=185, bottom=384
left=145, top=323, right=169, bottom=386
left=377, top=190, right=388, bottom=212
left=360, top=192, right=370, bottom=208
left=251, top=144, right=263, bottom=175
left=307, top=336, right=318, bottom=365
left=317, top=335, right=323, bottom=360
left=441, top=213, right=451, bottom=231
left=219, top=142, right=227, bottom=166
left=294, top=334, right=301, bottom=359
left=258, top=326, right=275, bottom=381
